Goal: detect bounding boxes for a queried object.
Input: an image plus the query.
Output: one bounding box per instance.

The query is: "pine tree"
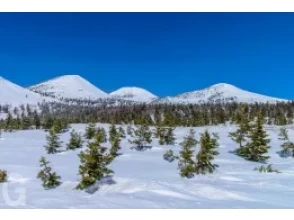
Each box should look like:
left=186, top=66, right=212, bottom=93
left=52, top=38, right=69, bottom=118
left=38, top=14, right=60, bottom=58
left=278, top=127, right=294, bottom=158
left=127, top=125, right=133, bottom=137
left=129, top=125, right=152, bottom=150
left=109, top=124, right=118, bottom=143
left=237, top=113, right=271, bottom=163
left=44, top=129, right=63, bottom=154
left=118, top=127, right=126, bottom=138
left=165, top=127, right=176, bottom=145
left=0, top=169, right=7, bottom=183
left=37, top=157, right=61, bottom=189
left=76, top=134, right=113, bottom=190
left=110, top=134, right=121, bottom=158
left=178, top=129, right=197, bottom=178
left=85, top=123, right=96, bottom=139
left=195, top=131, right=220, bottom=174
left=67, top=129, right=83, bottom=150
left=96, top=127, right=107, bottom=143
left=163, top=149, right=178, bottom=162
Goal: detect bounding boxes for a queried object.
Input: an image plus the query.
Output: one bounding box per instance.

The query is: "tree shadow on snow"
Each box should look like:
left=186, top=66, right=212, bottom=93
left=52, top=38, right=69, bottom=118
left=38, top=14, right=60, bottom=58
left=85, top=175, right=116, bottom=194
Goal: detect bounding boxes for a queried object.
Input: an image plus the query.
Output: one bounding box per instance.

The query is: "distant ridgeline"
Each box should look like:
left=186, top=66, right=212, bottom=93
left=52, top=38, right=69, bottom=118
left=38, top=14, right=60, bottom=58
left=0, top=101, right=294, bottom=130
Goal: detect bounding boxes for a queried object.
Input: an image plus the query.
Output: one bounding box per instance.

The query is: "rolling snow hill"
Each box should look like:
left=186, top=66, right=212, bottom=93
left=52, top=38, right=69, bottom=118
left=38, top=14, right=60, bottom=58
left=156, top=83, right=287, bottom=104
left=0, top=76, right=49, bottom=106
left=110, top=87, right=158, bottom=103
left=29, top=75, right=109, bottom=100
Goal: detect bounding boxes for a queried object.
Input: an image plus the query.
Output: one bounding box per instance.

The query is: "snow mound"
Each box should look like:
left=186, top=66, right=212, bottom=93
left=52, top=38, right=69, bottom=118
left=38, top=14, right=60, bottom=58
left=0, top=76, right=49, bottom=106
left=110, top=86, right=158, bottom=103
left=29, top=75, right=109, bottom=100
left=157, top=83, right=287, bottom=104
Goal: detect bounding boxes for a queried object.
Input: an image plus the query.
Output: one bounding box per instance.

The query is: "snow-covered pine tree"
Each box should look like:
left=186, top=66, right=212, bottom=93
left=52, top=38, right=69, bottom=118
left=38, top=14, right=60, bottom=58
left=96, top=127, right=107, bottom=143
left=110, top=134, right=122, bottom=159
left=0, top=169, right=7, bottom=183
left=37, top=157, right=61, bottom=189
left=118, top=127, right=126, bottom=138
left=129, top=124, right=152, bottom=150
left=165, top=127, right=176, bottom=145
left=85, top=123, right=96, bottom=139
left=195, top=130, right=220, bottom=174
left=44, top=129, right=63, bottom=154
left=278, top=127, right=294, bottom=158
left=109, top=124, right=118, bottom=143
left=178, top=129, right=197, bottom=178
left=67, top=129, right=83, bottom=150
left=238, top=113, right=271, bottom=163
left=76, top=133, right=113, bottom=190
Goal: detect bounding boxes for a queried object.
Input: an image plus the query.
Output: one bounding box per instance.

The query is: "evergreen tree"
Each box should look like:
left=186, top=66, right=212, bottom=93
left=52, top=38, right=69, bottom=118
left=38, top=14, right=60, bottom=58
left=0, top=169, right=7, bottom=183
left=85, top=123, right=96, bottom=139
left=127, top=124, right=133, bottom=137
left=118, top=127, right=126, bottom=138
left=96, top=127, right=107, bottom=143
left=109, top=124, right=118, bottom=143
left=278, top=127, right=294, bottom=158
left=237, top=113, right=271, bottom=163
left=165, top=127, right=176, bottom=145
left=37, top=157, right=61, bottom=189
left=44, top=129, right=63, bottom=154
left=110, top=135, right=122, bottom=158
left=129, top=125, right=152, bottom=150
left=163, top=149, right=178, bottom=162
left=67, top=129, right=83, bottom=150
left=76, top=134, right=113, bottom=190
left=178, top=129, right=197, bottom=178
left=195, top=131, right=220, bottom=174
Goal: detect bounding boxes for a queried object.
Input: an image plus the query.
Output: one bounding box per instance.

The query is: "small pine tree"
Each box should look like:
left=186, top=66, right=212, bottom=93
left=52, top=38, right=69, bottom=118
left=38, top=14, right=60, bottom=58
left=110, top=135, right=121, bottom=158
left=178, top=129, right=197, bottom=178
left=237, top=113, right=271, bottom=163
left=127, top=125, right=133, bottom=137
left=44, top=129, right=63, bottom=154
left=118, top=127, right=126, bottom=138
left=278, top=127, right=294, bottom=158
left=109, top=124, right=118, bottom=143
left=96, top=127, right=107, bottom=143
left=0, top=169, right=8, bottom=183
left=76, top=134, right=113, bottom=190
left=163, top=149, right=178, bottom=162
left=195, top=131, right=220, bottom=175
left=37, top=157, right=61, bottom=189
left=129, top=125, right=152, bottom=150
left=165, top=127, right=176, bottom=145
left=85, top=123, right=96, bottom=139
left=254, top=164, right=280, bottom=173
left=67, top=129, right=83, bottom=150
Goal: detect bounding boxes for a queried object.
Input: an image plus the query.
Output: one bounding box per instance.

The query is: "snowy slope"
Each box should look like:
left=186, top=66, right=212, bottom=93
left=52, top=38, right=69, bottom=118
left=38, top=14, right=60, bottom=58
left=0, top=76, right=49, bottom=106
left=1, top=123, right=294, bottom=208
left=157, top=83, right=287, bottom=104
left=29, top=75, right=109, bottom=100
left=110, top=87, right=158, bottom=103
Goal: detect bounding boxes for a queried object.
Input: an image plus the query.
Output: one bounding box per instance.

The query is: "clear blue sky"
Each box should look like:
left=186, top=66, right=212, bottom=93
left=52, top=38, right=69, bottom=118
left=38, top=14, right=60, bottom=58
left=0, top=13, right=293, bottom=99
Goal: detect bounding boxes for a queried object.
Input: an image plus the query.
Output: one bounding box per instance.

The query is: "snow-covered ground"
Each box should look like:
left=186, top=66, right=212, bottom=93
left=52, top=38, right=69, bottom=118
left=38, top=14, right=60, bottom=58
left=1, top=124, right=294, bottom=208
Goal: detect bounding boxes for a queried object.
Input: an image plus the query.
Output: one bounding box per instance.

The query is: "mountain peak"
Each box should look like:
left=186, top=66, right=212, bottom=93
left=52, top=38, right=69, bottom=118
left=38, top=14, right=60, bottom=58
left=29, top=74, right=109, bottom=100
left=110, top=86, right=158, bottom=103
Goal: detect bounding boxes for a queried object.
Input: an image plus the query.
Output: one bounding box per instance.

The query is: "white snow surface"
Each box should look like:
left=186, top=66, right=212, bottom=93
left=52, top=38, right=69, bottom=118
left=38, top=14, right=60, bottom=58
left=29, top=75, right=109, bottom=100
left=110, top=87, right=158, bottom=103
left=0, top=76, right=49, bottom=106
left=157, top=83, right=287, bottom=104
left=1, top=123, right=294, bottom=208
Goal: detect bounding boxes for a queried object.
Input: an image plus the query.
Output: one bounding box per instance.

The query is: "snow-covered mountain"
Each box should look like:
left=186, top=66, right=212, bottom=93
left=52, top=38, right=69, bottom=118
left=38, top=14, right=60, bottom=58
left=110, top=87, right=158, bottom=103
left=29, top=75, right=109, bottom=100
left=0, top=76, right=49, bottom=106
left=156, top=83, right=287, bottom=104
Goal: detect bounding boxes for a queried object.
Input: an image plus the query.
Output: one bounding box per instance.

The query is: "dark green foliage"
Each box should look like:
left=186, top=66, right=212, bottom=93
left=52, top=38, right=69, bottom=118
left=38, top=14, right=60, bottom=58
left=178, top=129, right=197, bottom=178
left=236, top=113, right=271, bottom=163
left=44, top=129, right=63, bottom=154
left=163, top=149, right=178, bottom=162
left=67, top=129, right=83, bottom=150
left=76, top=134, right=113, bottom=190
left=110, top=135, right=122, bottom=159
left=109, top=124, right=118, bottom=143
left=85, top=123, right=96, bottom=139
left=129, top=125, right=152, bottom=150
left=37, top=157, right=61, bottom=189
left=51, top=119, right=69, bottom=133
left=118, top=127, right=126, bottom=138
left=0, top=169, right=8, bottom=183
left=195, top=131, right=220, bottom=175
left=155, top=127, right=176, bottom=145
left=254, top=164, right=280, bottom=173
left=278, top=127, right=294, bottom=158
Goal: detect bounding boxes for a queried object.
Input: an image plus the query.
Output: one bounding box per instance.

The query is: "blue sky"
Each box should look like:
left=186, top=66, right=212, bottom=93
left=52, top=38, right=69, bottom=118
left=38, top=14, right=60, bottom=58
left=0, top=13, right=293, bottom=99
